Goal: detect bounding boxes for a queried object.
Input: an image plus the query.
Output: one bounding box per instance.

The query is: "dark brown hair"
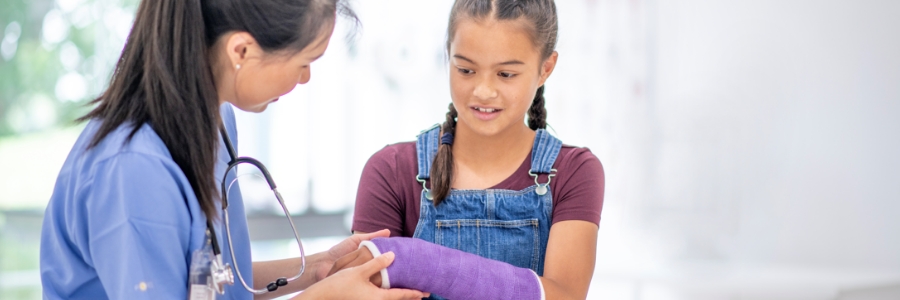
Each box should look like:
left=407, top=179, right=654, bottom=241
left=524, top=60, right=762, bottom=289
left=431, top=0, right=559, bottom=205
left=79, top=0, right=355, bottom=219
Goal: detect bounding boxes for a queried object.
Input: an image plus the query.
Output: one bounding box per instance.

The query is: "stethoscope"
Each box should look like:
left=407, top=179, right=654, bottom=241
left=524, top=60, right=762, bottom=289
left=203, top=126, right=307, bottom=295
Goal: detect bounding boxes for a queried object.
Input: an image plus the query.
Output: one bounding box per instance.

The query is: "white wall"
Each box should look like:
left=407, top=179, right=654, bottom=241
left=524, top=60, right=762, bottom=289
left=619, top=0, right=900, bottom=270
left=573, top=0, right=900, bottom=298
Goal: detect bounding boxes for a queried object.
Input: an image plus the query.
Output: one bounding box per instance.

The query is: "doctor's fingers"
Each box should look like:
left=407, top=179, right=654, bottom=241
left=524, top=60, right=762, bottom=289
left=327, top=247, right=372, bottom=277
left=357, top=251, right=394, bottom=276
left=375, top=288, right=430, bottom=300
left=356, top=253, right=428, bottom=299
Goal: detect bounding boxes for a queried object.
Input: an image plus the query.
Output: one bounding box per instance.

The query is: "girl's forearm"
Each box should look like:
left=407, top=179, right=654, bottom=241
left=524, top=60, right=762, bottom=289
left=361, top=237, right=544, bottom=300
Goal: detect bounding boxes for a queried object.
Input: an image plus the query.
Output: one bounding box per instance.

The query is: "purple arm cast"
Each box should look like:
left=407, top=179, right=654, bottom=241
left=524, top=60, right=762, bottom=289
left=359, top=237, right=544, bottom=300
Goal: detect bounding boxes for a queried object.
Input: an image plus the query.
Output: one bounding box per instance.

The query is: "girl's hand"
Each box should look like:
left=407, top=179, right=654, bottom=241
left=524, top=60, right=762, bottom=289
left=298, top=252, right=426, bottom=300
left=313, top=229, right=391, bottom=282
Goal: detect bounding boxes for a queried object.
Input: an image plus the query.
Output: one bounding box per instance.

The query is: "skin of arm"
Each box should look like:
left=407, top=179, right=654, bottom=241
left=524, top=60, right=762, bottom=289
left=537, top=220, right=598, bottom=300
left=341, top=221, right=598, bottom=300
left=251, top=253, right=328, bottom=300
left=293, top=251, right=427, bottom=300
left=252, top=230, right=415, bottom=300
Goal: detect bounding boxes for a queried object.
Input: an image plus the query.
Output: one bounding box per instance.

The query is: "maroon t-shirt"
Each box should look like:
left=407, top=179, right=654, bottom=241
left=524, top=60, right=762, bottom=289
left=352, top=141, right=605, bottom=237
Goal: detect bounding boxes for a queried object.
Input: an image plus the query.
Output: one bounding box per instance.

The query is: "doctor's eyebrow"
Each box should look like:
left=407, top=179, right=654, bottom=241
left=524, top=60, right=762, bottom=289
left=452, top=54, right=525, bottom=66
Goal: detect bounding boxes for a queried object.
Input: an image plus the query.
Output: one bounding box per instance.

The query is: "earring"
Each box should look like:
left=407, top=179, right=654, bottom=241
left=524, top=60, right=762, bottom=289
left=235, top=64, right=241, bottom=70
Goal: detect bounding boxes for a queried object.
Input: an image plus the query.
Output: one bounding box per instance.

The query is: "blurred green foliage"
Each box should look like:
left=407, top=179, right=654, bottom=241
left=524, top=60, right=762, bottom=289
left=0, top=0, right=137, bottom=138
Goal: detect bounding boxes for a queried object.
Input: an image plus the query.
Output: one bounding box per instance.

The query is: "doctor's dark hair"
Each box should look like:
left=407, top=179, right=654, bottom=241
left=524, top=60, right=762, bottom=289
left=79, top=0, right=355, bottom=220
left=430, top=0, right=558, bottom=205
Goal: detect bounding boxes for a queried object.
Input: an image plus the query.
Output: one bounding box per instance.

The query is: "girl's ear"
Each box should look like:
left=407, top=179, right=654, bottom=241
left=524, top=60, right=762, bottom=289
left=538, top=51, right=558, bottom=86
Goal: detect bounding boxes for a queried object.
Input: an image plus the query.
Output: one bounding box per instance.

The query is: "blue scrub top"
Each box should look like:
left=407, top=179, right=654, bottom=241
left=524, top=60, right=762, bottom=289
left=40, top=104, right=253, bottom=300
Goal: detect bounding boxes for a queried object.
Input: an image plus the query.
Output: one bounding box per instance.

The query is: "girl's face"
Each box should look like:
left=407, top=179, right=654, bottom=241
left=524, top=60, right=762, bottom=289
left=220, top=27, right=334, bottom=113
left=449, top=18, right=557, bottom=137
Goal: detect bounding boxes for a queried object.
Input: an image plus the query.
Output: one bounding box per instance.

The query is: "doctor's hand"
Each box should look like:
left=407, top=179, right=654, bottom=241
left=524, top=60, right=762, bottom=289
left=313, top=229, right=391, bottom=282
left=298, top=251, right=426, bottom=300
left=327, top=246, right=381, bottom=286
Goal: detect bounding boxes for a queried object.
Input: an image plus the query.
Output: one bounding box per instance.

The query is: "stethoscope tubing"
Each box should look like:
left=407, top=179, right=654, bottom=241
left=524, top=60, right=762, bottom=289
left=211, top=126, right=307, bottom=294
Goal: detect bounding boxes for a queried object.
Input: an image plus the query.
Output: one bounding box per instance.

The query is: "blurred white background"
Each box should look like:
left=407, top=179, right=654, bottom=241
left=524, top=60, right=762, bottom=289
left=1, top=0, right=899, bottom=299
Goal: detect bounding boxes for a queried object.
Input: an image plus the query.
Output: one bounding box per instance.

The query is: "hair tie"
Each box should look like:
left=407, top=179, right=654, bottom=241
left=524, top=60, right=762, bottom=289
left=440, top=132, right=454, bottom=145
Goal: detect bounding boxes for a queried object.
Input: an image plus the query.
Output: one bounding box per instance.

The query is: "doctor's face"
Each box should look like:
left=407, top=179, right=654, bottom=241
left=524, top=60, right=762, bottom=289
left=226, top=27, right=334, bottom=113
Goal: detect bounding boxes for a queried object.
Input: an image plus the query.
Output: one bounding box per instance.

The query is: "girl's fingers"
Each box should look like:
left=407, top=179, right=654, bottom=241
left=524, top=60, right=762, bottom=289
left=356, top=229, right=391, bottom=240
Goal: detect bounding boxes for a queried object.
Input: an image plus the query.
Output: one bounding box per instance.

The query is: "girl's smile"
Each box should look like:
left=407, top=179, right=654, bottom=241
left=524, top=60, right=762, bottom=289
left=448, top=18, right=556, bottom=138
left=470, top=105, right=503, bottom=121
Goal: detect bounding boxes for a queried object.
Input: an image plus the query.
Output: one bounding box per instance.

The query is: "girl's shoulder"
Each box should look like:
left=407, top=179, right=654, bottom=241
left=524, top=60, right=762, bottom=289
left=549, top=145, right=605, bottom=225
left=363, top=141, right=419, bottom=178
left=555, top=144, right=603, bottom=173
left=374, top=140, right=417, bottom=157
left=369, top=140, right=417, bottom=164
left=550, top=144, right=604, bottom=197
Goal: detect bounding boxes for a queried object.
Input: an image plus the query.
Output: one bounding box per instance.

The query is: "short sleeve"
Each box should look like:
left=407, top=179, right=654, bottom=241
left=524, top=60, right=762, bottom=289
left=352, top=146, right=407, bottom=236
left=551, top=148, right=605, bottom=226
left=85, top=153, right=194, bottom=299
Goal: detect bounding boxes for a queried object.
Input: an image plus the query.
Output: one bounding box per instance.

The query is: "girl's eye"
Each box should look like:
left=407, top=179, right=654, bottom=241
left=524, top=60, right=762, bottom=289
left=457, top=68, right=474, bottom=75
left=498, top=72, right=517, bottom=78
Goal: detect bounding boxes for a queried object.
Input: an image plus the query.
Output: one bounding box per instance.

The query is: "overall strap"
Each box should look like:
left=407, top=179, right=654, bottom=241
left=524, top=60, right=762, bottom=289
left=529, top=129, right=563, bottom=174
left=416, top=124, right=442, bottom=180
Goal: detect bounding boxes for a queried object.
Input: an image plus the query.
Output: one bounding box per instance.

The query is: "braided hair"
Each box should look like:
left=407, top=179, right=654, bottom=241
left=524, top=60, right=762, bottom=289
left=430, top=0, right=558, bottom=205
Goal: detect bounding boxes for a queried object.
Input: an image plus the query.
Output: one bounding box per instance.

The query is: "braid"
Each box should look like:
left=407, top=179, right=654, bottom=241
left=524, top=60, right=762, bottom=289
left=443, top=102, right=458, bottom=136
left=527, top=85, right=547, bottom=130
left=430, top=103, right=458, bottom=205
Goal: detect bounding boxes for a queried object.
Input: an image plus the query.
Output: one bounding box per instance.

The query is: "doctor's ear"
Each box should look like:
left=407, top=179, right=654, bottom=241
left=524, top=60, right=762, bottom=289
left=223, top=32, right=262, bottom=68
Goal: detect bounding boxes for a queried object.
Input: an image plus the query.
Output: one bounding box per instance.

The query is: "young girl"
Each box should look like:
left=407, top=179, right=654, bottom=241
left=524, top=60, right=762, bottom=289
left=349, top=0, right=605, bottom=299
left=39, top=0, right=426, bottom=299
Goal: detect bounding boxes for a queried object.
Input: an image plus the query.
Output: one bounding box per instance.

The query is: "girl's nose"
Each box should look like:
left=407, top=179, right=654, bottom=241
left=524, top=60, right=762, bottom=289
left=473, top=78, right=498, bottom=100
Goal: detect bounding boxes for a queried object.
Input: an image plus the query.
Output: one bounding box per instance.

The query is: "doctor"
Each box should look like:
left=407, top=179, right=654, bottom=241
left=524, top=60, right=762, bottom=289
left=39, top=0, right=425, bottom=299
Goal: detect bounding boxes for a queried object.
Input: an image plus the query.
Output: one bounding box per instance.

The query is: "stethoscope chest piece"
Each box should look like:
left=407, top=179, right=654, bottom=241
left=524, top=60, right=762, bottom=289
left=209, top=255, right=234, bottom=295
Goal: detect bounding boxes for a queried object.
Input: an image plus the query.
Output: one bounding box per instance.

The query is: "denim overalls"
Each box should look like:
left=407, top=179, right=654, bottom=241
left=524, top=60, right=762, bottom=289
left=412, top=125, right=562, bottom=296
